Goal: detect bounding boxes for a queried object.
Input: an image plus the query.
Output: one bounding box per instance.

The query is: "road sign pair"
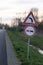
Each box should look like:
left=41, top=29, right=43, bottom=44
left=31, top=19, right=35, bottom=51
left=23, top=11, right=36, bottom=37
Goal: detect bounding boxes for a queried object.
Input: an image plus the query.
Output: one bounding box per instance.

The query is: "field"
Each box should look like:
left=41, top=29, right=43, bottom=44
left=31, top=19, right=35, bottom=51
left=7, top=30, right=43, bottom=65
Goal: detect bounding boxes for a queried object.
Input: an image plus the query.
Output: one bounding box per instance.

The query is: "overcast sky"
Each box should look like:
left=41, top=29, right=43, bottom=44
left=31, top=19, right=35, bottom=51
left=0, top=0, right=43, bottom=18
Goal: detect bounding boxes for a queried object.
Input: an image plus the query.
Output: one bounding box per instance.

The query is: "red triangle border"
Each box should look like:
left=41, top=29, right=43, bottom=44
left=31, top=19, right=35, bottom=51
left=23, top=11, right=37, bottom=25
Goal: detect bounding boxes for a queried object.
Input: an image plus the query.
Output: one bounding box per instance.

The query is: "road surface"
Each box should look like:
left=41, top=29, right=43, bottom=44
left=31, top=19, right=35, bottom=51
left=0, top=29, right=7, bottom=65
left=0, top=29, right=21, bottom=65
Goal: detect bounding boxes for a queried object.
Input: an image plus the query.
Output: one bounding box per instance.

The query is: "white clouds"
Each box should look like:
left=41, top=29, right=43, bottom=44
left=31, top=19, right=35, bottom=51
left=0, top=0, right=43, bottom=18
left=0, top=0, right=43, bottom=9
left=0, top=0, right=43, bottom=25
left=12, top=0, right=43, bottom=4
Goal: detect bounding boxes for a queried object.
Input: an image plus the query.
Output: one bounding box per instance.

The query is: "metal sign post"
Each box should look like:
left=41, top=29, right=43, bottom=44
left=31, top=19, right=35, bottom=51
left=27, top=37, right=30, bottom=60
left=24, top=26, right=36, bottom=60
left=23, top=11, right=36, bottom=61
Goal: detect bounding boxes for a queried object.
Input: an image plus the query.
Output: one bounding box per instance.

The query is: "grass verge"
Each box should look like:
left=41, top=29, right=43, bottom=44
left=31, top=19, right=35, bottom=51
left=7, top=30, right=43, bottom=65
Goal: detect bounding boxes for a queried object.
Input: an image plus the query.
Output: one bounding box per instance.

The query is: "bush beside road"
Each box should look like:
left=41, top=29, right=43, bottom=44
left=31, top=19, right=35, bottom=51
left=7, top=30, right=43, bottom=65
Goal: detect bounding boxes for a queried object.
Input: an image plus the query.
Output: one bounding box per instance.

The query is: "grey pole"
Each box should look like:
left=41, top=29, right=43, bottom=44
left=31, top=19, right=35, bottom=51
left=27, top=37, right=30, bottom=60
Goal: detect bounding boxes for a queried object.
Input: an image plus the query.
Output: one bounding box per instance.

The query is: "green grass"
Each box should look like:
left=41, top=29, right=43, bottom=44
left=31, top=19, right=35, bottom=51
left=7, top=30, right=43, bottom=65
left=31, top=36, right=43, bottom=49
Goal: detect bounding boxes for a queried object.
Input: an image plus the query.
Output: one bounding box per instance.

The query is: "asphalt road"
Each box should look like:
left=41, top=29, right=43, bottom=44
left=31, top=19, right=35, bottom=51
left=0, top=29, right=7, bottom=65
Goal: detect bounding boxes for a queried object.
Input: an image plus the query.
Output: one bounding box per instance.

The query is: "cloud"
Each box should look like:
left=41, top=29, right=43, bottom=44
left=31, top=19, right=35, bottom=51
left=12, top=0, right=43, bottom=4
left=0, top=0, right=43, bottom=18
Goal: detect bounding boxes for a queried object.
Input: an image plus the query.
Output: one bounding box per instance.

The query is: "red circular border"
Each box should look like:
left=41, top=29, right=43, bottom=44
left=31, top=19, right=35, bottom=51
left=24, top=25, right=36, bottom=37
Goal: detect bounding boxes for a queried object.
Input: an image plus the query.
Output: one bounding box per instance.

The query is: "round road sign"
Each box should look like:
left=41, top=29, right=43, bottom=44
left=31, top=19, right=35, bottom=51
left=24, top=26, right=36, bottom=37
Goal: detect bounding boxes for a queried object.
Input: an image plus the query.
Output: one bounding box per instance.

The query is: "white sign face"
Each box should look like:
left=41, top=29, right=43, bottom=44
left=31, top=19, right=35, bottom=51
left=23, top=12, right=36, bottom=25
left=26, top=15, right=35, bottom=24
left=24, top=26, right=35, bottom=36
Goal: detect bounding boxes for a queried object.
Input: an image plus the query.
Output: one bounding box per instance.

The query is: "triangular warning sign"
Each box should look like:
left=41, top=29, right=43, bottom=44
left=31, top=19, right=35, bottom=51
left=23, top=11, right=36, bottom=25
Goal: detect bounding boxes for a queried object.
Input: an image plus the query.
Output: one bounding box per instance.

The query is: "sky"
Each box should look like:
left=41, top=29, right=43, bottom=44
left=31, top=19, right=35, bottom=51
left=0, top=0, right=43, bottom=18
left=0, top=0, right=43, bottom=24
